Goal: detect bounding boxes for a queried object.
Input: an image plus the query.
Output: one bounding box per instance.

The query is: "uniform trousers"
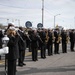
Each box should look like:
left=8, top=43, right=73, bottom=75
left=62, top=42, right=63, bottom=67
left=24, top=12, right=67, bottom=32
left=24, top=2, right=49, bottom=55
left=62, top=42, right=67, bottom=53
left=47, top=44, right=53, bottom=55
left=18, top=50, right=25, bottom=65
left=70, top=42, right=74, bottom=51
left=8, top=59, right=16, bottom=75
left=54, top=43, right=59, bottom=54
left=32, top=47, right=38, bottom=61
left=41, top=43, right=46, bottom=58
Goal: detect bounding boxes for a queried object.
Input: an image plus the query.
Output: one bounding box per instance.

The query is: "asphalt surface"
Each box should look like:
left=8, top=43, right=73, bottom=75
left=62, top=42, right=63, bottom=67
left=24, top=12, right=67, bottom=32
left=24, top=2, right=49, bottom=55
left=0, top=44, right=75, bottom=75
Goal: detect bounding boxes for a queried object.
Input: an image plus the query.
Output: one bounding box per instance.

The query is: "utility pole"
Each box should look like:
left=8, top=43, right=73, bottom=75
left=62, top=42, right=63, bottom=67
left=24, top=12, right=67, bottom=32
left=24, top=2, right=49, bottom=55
left=42, top=0, right=44, bottom=27
left=74, top=16, right=75, bottom=26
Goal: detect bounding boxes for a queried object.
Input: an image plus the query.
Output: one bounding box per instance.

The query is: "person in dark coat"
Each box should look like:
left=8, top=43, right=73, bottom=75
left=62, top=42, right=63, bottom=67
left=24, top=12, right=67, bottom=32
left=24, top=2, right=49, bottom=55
left=37, top=29, right=43, bottom=50
left=7, top=26, right=19, bottom=75
left=18, top=27, right=26, bottom=66
left=69, top=30, right=75, bottom=52
left=61, top=30, right=67, bottom=53
left=30, top=29, right=39, bottom=61
left=54, top=29, right=60, bottom=54
left=47, top=29, right=53, bottom=56
left=40, top=29, right=46, bottom=58
left=0, top=30, right=4, bottom=60
left=27, top=29, right=32, bottom=52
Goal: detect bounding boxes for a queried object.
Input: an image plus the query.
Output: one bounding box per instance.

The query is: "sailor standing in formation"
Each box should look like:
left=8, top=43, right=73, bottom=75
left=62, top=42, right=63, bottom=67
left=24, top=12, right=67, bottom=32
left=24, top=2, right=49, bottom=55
left=61, top=30, right=68, bottom=53
left=54, top=29, right=60, bottom=54
left=6, top=24, right=19, bottom=75
left=47, top=29, right=53, bottom=56
left=69, top=30, right=75, bottom=52
left=18, top=27, right=26, bottom=66
left=40, top=29, right=46, bottom=59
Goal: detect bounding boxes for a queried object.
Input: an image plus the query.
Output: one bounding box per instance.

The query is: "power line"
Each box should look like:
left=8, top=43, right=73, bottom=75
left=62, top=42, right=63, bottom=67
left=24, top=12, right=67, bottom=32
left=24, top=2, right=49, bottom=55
left=0, top=0, right=41, bottom=10
left=45, top=9, right=54, bottom=16
left=0, top=0, right=28, bottom=9
left=0, top=3, right=26, bottom=9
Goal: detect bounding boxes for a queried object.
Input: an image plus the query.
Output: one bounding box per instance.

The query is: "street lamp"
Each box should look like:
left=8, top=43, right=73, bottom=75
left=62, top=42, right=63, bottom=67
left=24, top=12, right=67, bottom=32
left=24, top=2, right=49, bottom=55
left=18, top=19, right=20, bottom=26
left=74, top=17, right=75, bottom=28
left=7, top=19, right=9, bottom=24
left=54, top=14, right=60, bottom=28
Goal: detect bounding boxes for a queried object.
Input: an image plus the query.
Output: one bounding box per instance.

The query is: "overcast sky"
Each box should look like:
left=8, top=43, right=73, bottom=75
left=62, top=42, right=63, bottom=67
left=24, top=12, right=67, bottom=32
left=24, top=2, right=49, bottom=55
left=0, top=0, right=75, bottom=29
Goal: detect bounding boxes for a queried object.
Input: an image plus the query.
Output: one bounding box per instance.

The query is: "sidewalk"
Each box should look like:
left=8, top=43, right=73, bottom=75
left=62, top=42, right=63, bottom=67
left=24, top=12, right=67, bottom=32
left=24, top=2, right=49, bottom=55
left=16, top=51, right=75, bottom=75
left=0, top=47, right=75, bottom=75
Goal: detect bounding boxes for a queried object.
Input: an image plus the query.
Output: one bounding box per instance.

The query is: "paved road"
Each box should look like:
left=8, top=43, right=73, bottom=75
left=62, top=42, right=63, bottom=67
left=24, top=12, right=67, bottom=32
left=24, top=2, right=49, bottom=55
left=16, top=51, right=75, bottom=75
left=0, top=44, right=75, bottom=75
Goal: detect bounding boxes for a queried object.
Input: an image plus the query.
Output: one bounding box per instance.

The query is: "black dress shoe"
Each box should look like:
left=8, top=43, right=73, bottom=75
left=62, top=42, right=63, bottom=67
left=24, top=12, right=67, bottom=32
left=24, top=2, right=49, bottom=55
left=42, top=57, right=46, bottom=59
left=18, top=64, right=23, bottom=67
left=71, top=50, right=74, bottom=52
left=36, top=59, right=38, bottom=61
left=22, top=63, right=26, bottom=65
left=16, top=70, right=17, bottom=72
left=57, top=52, right=60, bottom=54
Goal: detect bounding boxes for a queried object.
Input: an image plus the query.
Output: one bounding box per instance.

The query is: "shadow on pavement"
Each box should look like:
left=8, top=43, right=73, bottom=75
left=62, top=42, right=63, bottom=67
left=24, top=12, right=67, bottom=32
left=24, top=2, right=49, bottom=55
left=17, top=65, right=75, bottom=75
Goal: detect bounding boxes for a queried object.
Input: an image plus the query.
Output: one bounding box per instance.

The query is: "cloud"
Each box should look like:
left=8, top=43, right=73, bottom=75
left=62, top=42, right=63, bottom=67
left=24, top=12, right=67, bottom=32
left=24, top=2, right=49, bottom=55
left=0, top=0, right=75, bottom=28
left=0, top=0, right=42, bottom=9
